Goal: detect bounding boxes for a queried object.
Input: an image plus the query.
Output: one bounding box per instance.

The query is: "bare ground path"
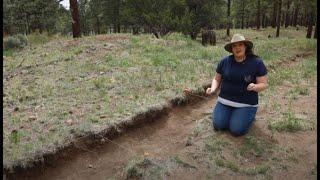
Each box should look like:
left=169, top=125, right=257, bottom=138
left=7, top=51, right=317, bottom=180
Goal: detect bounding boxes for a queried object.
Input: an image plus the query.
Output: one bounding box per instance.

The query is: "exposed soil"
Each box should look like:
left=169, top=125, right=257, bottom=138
left=6, top=95, right=216, bottom=180
left=5, top=52, right=317, bottom=180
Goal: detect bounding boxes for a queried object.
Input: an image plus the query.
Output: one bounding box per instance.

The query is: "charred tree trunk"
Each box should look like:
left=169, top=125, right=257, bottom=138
left=256, top=0, right=261, bottom=30
left=285, top=0, right=291, bottom=28
left=276, top=0, right=282, bottom=37
left=227, top=0, right=231, bottom=36
left=70, top=0, right=81, bottom=38
left=306, top=11, right=313, bottom=38
left=272, top=1, right=277, bottom=28
left=202, top=30, right=216, bottom=46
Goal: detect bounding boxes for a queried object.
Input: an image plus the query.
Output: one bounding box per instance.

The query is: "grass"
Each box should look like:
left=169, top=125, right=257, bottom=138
left=214, top=158, right=240, bottom=172
left=124, top=156, right=152, bottom=179
left=241, top=164, right=270, bottom=175
left=204, top=136, right=231, bottom=154
left=3, top=27, right=317, bottom=168
left=236, top=135, right=272, bottom=158
left=268, top=108, right=315, bottom=132
left=171, top=155, right=197, bottom=169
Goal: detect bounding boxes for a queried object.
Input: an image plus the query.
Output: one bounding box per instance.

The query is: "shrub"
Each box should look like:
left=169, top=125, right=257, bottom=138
left=4, top=34, right=28, bottom=49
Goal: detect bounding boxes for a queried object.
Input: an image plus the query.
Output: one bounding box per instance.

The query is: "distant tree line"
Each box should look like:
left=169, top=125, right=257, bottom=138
left=3, top=0, right=317, bottom=40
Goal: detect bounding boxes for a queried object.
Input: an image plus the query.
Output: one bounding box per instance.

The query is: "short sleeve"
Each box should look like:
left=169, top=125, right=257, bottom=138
left=216, top=59, right=223, bottom=74
left=256, top=59, right=267, bottom=77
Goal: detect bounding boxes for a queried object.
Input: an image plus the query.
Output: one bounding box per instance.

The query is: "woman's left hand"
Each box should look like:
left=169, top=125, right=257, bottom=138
left=247, top=83, right=256, bottom=91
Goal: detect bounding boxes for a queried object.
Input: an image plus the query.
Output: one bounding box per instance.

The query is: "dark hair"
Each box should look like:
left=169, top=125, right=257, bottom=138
left=245, top=45, right=259, bottom=58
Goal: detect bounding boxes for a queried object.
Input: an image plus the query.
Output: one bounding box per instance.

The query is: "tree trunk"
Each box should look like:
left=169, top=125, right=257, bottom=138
left=70, top=0, right=81, bottom=38
left=262, top=12, right=266, bottom=28
left=304, top=8, right=308, bottom=27
left=276, top=0, right=282, bottom=37
left=306, top=11, right=313, bottom=38
left=256, top=0, right=261, bottom=30
left=96, top=17, right=100, bottom=34
left=290, top=6, right=294, bottom=26
left=272, top=1, right=277, bottom=28
left=285, top=0, right=291, bottom=28
left=190, top=32, right=197, bottom=40
left=241, top=0, right=245, bottom=29
left=24, top=14, right=30, bottom=35
left=292, top=0, right=300, bottom=27
left=227, top=0, right=231, bottom=36
left=281, top=13, right=285, bottom=26
left=202, top=30, right=216, bottom=46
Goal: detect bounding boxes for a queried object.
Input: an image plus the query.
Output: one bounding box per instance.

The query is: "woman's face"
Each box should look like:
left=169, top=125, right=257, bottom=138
left=231, top=42, right=246, bottom=58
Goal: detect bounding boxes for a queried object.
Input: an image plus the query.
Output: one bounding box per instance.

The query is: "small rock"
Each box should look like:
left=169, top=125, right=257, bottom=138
left=120, top=51, right=130, bottom=58
left=88, top=164, right=93, bottom=168
left=100, top=115, right=107, bottom=119
left=29, top=116, right=37, bottom=121
left=66, top=119, right=74, bottom=126
left=185, top=137, right=192, bottom=146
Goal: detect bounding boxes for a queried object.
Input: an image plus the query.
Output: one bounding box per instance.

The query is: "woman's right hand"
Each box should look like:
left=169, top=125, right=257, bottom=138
left=206, top=88, right=215, bottom=95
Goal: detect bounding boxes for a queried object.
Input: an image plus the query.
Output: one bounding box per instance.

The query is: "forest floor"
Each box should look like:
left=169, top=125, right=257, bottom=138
left=3, top=27, right=317, bottom=179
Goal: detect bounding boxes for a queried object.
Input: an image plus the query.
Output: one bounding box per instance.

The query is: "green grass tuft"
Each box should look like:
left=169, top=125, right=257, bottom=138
left=268, top=110, right=314, bottom=132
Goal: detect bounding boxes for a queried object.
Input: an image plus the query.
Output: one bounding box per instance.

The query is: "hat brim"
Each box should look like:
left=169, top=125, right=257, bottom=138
left=224, top=40, right=253, bottom=53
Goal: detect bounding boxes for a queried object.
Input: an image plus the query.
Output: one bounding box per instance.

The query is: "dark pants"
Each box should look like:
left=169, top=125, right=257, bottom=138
left=212, top=102, right=258, bottom=136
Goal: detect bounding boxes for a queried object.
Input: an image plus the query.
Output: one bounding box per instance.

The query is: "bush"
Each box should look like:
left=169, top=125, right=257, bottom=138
left=4, top=34, right=28, bottom=50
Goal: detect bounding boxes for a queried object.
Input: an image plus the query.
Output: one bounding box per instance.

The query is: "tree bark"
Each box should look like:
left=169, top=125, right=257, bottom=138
left=304, top=8, right=308, bottom=27
left=272, top=1, right=277, bottom=28
left=70, top=0, right=81, bottom=38
left=285, top=0, right=291, bottom=28
left=257, top=0, right=261, bottom=30
left=276, top=0, right=282, bottom=37
left=292, top=0, right=300, bottom=27
left=96, top=17, right=100, bottom=34
left=281, top=12, right=285, bottom=26
left=202, top=30, right=216, bottom=46
left=262, top=12, right=266, bottom=28
left=306, top=11, right=313, bottom=38
left=227, top=0, right=231, bottom=36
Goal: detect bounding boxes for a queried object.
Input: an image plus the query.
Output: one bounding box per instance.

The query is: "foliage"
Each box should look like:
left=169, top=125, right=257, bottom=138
left=3, top=0, right=318, bottom=39
left=3, top=34, right=28, bottom=49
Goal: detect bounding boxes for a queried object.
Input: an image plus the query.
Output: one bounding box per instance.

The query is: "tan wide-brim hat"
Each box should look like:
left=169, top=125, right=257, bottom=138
left=224, top=34, right=253, bottom=53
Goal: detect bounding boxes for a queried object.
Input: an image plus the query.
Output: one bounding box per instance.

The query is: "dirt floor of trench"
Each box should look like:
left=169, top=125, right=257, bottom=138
left=7, top=95, right=217, bottom=180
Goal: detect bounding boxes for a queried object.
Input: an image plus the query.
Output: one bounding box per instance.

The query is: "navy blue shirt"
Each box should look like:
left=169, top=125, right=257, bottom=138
left=216, top=55, right=267, bottom=105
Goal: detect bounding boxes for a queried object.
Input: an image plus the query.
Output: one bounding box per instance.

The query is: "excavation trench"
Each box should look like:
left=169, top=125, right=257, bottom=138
left=6, top=51, right=313, bottom=180
left=7, top=93, right=217, bottom=180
